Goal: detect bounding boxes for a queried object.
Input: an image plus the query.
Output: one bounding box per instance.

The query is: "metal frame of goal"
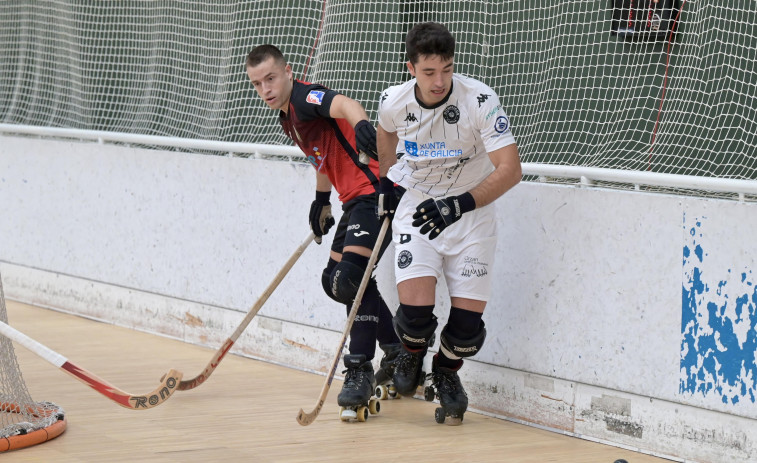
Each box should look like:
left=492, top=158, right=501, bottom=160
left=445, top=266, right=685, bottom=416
left=0, top=271, right=66, bottom=452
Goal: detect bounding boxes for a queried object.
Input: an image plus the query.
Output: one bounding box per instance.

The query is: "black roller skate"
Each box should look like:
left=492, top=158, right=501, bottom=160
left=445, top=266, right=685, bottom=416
left=374, top=343, right=402, bottom=400
left=424, top=357, right=468, bottom=425
left=337, top=354, right=380, bottom=422
left=391, top=346, right=429, bottom=397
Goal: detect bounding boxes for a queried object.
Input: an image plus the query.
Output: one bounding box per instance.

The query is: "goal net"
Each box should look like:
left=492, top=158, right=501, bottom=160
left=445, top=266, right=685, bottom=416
left=0, top=272, right=66, bottom=452
left=1, top=1, right=756, bottom=181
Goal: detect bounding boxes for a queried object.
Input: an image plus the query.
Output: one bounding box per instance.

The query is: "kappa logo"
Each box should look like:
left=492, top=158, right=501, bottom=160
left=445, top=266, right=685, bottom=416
left=306, top=90, right=325, bottom=105
left=477, top=93, right=490, bottom=107
left=404, top=113, right=417, bottom=122
left=404, top=140, right=419, bottom=157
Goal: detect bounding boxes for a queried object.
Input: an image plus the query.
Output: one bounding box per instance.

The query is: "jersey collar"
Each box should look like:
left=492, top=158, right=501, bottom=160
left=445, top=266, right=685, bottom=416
left=414, top=81, right=454, bottom=110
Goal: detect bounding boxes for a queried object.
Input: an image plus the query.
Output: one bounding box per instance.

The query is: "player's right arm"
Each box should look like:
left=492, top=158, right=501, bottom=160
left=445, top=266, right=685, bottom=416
left=309, top=172, right=335, bottom=244
left=377, top=124, right=398, bottom=177
left=376, top=123, right=399, bottom=218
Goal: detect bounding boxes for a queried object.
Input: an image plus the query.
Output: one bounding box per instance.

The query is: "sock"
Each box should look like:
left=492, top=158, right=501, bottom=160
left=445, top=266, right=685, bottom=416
left=346, top=274, right=380, bottom=361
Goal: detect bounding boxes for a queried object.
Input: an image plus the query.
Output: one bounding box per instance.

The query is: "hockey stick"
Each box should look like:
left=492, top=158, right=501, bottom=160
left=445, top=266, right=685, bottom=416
left=175, top=231, right=315, bottom=391
left=297, top=217, right=390, bottom=426
left=0, top=320, right=182, bottom=410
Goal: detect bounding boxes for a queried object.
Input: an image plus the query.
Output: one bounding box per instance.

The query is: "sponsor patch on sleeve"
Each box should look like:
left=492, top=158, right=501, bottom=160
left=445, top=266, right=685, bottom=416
left=306, top=90, right=325, bottom=105
left=494, top=115, right=510, bottom=134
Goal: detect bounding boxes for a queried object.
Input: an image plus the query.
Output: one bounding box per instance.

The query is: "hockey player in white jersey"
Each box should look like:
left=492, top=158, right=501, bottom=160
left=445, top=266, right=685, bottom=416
left=376, top=22, right=522, bottom=425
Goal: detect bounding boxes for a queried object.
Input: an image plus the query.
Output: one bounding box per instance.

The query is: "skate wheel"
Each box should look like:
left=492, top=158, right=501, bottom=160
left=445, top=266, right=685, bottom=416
left=375, top=385, right=388, bottom=400
left=446, top=415, right=464, bottom=426
left=369, top=398, right=380, bottom=415
left=387, top=385, right=398, bottom=399
left=357, top=406, right=369, bottom=422
left=434, top=407, right=446, bottom=424
left=340, top=407, right=357, bottom=421
left=424, top=386, right=436, bottom=402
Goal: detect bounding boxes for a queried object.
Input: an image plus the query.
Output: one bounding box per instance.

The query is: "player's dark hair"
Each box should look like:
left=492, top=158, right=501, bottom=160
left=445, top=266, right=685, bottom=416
left=405, top=22, right=455, bottom=64
left=246, top=44, right=287, bottom=68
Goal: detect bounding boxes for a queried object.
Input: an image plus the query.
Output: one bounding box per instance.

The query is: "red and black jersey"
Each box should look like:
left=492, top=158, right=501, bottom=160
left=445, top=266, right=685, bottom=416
left=279, top=80, right=379, bottom=203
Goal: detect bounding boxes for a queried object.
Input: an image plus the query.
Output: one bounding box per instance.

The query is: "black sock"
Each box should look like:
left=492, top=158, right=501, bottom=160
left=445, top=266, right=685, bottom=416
left=347, top=277, right=380, bottom=361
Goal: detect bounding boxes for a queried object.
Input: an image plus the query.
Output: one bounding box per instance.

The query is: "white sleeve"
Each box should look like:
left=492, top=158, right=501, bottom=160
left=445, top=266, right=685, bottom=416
left=475, top=85, right=516, bottom=152
left=377, top=88, right=397, bottom=133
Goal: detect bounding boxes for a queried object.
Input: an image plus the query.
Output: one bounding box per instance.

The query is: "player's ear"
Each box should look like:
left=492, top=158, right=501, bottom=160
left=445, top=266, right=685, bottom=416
left=406, top=61, right=416, bottom=77
left=285, top=64, right=293, bottom=81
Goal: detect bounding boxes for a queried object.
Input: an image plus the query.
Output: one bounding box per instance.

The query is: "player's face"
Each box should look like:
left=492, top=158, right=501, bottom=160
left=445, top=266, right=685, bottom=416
left=407, top=54, right=454, bottom=106
left=247, top=57, right=293, bottom=112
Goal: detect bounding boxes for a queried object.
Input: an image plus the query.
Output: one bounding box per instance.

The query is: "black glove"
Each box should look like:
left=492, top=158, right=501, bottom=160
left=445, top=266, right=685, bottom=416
left=309, top=191, right=335, bottom=244
left=411, top=192, right=476, bottom=240
left=354, top=120, right=377, bottom=160
left=377, top=177, right=398, bottom=219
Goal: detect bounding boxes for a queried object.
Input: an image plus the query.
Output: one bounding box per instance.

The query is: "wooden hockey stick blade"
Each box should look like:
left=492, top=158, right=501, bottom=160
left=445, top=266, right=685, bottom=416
left=175, top=231, right=314, bottom=391
left=297, top=218, right=390, bottom=426
left=0, top=320, right=182, bottom=410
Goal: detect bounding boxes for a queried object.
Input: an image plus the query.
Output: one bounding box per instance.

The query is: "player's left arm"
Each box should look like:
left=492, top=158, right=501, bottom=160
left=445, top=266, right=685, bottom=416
left=468, top=144, right=522, bottom=208
left=328, top=94, right=369, bottom=126
left=329, top=94, right=377, bottom=159
left=412, top=144, right=521, bottom=239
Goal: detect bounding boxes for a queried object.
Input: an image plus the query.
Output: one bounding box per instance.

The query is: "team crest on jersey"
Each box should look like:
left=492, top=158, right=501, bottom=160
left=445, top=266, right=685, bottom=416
left=443, top=105, right=460, bottom=124
left=306, top=90, right=325, bottom=105
left=404, top=140, right=419, bottom=157
left=494, top=115, right=510, bottom=133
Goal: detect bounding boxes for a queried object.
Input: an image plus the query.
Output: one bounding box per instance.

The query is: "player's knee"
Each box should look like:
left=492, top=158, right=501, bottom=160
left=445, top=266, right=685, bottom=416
left=329, top=257, right=366, bottom=304
left=321, top=259, right=341, bottom=303
left=439, top=321, right=486, bottom=359
left=393, top=304, right=438, bottom=349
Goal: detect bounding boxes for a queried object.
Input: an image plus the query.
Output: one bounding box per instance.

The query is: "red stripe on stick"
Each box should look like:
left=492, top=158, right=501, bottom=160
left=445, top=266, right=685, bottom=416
left=60, top=361, right=131, bottom=408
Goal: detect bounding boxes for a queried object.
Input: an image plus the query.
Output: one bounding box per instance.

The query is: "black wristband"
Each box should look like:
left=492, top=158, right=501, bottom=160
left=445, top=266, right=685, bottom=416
left=380, top=177, right=394, bottom=190
left=457, top=192, right=476, bottom=214
left=315, top=190, right=331, bottom=205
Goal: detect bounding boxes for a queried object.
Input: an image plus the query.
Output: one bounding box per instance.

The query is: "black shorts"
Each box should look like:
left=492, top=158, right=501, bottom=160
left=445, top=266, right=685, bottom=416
left=331, top=194, right=392, bottom=259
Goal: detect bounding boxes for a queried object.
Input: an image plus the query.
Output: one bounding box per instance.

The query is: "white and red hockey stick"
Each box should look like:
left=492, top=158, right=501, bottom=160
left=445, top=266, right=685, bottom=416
left=297, top=218, right=389, bottom=426
left=0, top=320, right=182, bottom=410
left=175, top=231, right=314, bottom=391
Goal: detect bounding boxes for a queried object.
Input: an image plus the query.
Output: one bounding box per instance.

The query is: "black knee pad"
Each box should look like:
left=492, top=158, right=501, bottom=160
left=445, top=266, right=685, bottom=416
left=321, top=259, right=340, bottom=303
left=440, top=321, right=486, bottom=359
left=393, top=305, right=438, bottom=349
left=329, top=259, right=365, bottom=304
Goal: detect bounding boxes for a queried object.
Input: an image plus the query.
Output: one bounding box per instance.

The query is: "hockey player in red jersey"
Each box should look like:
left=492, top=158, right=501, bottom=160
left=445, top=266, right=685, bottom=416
left=246, top=45, right=402, bottom=418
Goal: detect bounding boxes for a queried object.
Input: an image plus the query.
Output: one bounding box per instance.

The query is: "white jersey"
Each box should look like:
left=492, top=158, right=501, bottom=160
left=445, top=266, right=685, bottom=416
left=378, top=73, right=516, bottom=197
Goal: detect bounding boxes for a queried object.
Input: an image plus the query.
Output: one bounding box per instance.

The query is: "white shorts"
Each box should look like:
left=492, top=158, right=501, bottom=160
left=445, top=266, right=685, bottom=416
left=392, top=188, right=497, bottom=302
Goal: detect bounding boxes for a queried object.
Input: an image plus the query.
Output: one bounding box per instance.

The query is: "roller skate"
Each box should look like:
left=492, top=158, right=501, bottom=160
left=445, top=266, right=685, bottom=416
left=391, top=346, right=429, bottom=397
left=337, top=354, right=380, bottom=422
left=424, top=357, right=468, bottom=425
left=374, top=343, right=402, bottom=400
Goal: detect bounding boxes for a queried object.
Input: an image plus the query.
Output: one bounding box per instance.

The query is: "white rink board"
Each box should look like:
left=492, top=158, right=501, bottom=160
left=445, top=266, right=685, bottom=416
left=2, top=136, right=757, bottom=462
